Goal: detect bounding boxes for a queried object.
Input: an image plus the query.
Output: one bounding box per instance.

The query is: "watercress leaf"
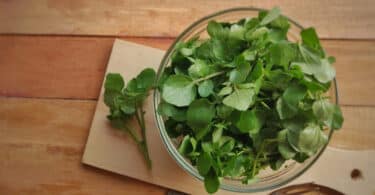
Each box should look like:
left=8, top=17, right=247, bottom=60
left=178, top=135, right=192, bottom=155
left=260, top=7, right=281, bottom=25
left=276, top=84, right=306, bottom=119
left=270, top=158, right=285, bottom=171
left=293, top=152, right=309, bottom=163
left=218, top=86, right=233, bottom=96
left=198, top=80, right=214, bottom=97
left=197, top=152, right=212, bottom=175
left=212, top=126, right=223, bottom=143
left=188, top=59, right=211, bottom=78
left=269, top=15, right=290, bottom=30
left=287, top=124, right=327, bottom=156
left=229, top=56, right=251, bottom=84
left=136, top=68, right=156, bottom=90
left=234, top=110, right=263, bottom=134
left=313, top=58, right=336, bottom=83
left=204, top=169, right=220, bottom=194
left=120, top=99, right=136, bottom=114
left=229, top=24, right=245, bottom=40
left=223, top=88, right=255, bottom=111
left=301, top=27, right=324, bottom=57
left=268, top=29, right=287, bottom=43
left=202, top=142, right=214, bottom=153
left=312, top=99, right=334, bottom=126
left=246, top=26, right=269, bottom=41
left=331, top=105, right=344, bottom=130
left=105, top=73, right=125, bottom=92
left=187, top=98, right=215, bottom=130
left=104, top=90, right=122, bottom=108
left=216, top=105, right=234, bottom=119
left=207, top=21, right=226, bottom=39
left=292, top=45, right=335, bottom=83
left=277, top=129, right=296, bottom=159
left=157, top=102, right=186, bottom=121
left=241, top=49, right=257, bottom=61
left=269, top=42, right=296, bottom=69
left=219, top=136, right=235, bottom=153
left=162, top=75, right=196, bottom=107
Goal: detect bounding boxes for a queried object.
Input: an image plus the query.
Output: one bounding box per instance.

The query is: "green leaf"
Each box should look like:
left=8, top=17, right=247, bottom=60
left=312, top=99, right=343, bottom=130
left=204, top=169, right=220, bottom=194
left=287, top=124, right=327, bottom=156
left=105, top=73, right=125, bottom=92
left=136, top=68, right=156, bottom=90
left=246, top=27, right=269, bottom=41
left=162, top=75, right=196, bottom=107
left=241, top=49, right=257, bottom=61
left=219, top=136, right=235, bottom=153
left=198, top=80, right=214, bottom=97
left=223, top=88, right=255, bottom=111
left=157, top=102, right=186, bottom=121
left=260, top=7, right=281, bottom=26
left=207, top=21, right=226, bottom=39
left=212, top=126, right=223, bottom=143
left=277, top=129, right=296, bottom=159
left=301, top=27, right=324, bottom=57
left=104, top=90, right=122, bottom=108
left=269, top=15, right=290, bottom=30
left=292, top=45, right=336, bottom=83
left=218, top=86, right=233, bottom=96
left=229, top=56, right=251, bottom=84
left=188, top=59, right=211, bottom=78
left=269, top=42, right=296, bottom=69
left=276, top=84, right=307, bottom=119
left=229, top=24, right=245, bottom=40
left=186, top=98, right=215, bottom=130
left=234, top=110, right=263, bottom=134
left=331, top=105, right=344, bottom=130
left=178, top=135, right=197, bottom=155
left=312, top=99, right=334, bottom=126
left=216, top=105, right=233, bottom=119
left=197, top=152, right=212, bottom=175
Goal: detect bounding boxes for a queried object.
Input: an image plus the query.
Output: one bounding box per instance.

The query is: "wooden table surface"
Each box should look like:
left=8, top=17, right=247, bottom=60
left=1, top=1, right=374, bottom=194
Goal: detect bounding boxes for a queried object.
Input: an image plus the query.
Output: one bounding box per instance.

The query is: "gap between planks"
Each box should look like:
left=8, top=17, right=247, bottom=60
left=0, top=35, right=374, bottom=106
left=0, top=0, right=374, bottom=39
left=0, top=97, right=374, bottom=150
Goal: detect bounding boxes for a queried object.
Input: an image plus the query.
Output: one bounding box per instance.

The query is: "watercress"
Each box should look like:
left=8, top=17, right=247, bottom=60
left=157, top=7, right=344, bottom=193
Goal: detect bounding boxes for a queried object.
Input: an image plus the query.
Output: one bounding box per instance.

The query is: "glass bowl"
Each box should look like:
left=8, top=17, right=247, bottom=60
left=153, top=7, right=338, bottom=193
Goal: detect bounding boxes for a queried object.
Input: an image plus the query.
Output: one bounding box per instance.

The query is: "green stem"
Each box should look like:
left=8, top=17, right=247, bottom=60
left=251, top=138, right=278, bottom=177
left=123, top=125, right=141, bottom=143
left=135, top=104, right=152, bottom=169
left=123, top=121, right=152, bottom=169
left=193, top=71, right=226, bottom=84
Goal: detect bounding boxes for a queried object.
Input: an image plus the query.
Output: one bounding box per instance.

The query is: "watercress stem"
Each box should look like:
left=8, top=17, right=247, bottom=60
left=193, top=71, right=226, bottom=84
left=135, top=103, right=152, bottom=169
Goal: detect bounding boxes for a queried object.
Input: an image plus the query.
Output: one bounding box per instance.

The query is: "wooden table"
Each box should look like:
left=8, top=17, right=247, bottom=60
left=0, top=1, right=374, bottom=194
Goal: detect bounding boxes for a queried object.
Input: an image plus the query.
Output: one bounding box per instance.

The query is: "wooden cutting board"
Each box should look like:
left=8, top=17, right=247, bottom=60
left=82, top=39, right=375, bottom=195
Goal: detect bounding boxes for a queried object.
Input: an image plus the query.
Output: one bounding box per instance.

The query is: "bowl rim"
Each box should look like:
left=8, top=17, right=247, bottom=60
left=153, top=7, right=338, bottom=193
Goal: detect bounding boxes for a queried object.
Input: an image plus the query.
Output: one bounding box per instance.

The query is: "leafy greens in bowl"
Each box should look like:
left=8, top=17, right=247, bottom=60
left=154, top=7, right=343, bottom=193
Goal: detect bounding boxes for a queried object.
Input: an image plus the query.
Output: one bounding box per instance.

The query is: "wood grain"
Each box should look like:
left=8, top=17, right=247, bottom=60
left=0, top=0, right=374, bottom=39
left=0, top=97, right=373, bottom=194
left=0, top=35, right=172, bottom=100
left=0, top=97, right=166, bottom=195
left=1, top=36, right=374, bottom=106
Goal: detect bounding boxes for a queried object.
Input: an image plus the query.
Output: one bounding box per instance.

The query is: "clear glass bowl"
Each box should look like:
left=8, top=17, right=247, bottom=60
left=153, top=7, right=338, bottom=193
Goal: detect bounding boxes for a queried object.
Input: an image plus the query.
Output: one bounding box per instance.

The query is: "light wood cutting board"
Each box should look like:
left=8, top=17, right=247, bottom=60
left=82, top=39, right=375, bottom=195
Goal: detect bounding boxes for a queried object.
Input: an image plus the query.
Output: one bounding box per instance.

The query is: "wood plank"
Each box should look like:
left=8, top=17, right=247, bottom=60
left=0, top=36, right=374, bottom=106
left=0, top=97, right=373, bottom=194
left=0, top=0, right=374, bottom=39
left=0, top=35, right=172, bottom=100
left=0, top=97, right=166, bottom=195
